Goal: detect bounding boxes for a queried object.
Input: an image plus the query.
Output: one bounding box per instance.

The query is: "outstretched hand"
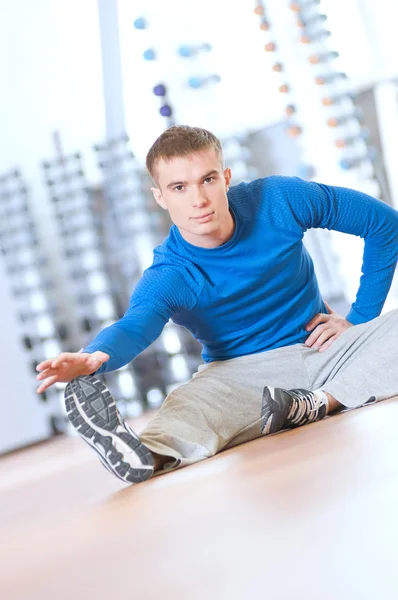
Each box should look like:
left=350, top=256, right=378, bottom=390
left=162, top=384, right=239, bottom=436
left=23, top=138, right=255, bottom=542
left=305, top=301, right=353, bottom=353
left=35, top=350, right=110, bottom=394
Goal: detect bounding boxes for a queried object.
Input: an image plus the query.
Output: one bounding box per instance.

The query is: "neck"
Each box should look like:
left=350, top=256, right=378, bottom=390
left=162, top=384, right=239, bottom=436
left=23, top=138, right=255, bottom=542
left=179, top=209, right=235, bottom=249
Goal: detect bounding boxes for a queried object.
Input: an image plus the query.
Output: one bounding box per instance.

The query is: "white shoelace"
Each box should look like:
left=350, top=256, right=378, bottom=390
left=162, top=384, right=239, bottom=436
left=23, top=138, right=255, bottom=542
left=287, top=391, right=327, bottom=426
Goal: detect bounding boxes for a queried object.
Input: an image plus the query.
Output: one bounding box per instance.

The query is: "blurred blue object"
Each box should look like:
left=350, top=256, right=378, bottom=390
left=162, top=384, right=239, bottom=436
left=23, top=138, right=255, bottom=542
left=143, top=49, right=156, bottom=61
left=294, top=0, right=321, bottom=11
left=153, top=84, right=166, bottom=96
left=178, top=43, right=212, bottom=58
left=297, top=164, right=315, bottom=180
left=299, top=13, right=327, bottom=29
left=335, top=128, right=370, bottom=148
left=316, top=72, right=348, bottom=85
left=340, top=147, right=377, bottom=170
left=188, top=74, right=220, bottom=89
left=178, top=45, right=192, bottom=58
left=160, top=104, right=172, bottom=117
left=188, top=76, right=202, bottom=89
left=133, top=17, right=146, bottom=30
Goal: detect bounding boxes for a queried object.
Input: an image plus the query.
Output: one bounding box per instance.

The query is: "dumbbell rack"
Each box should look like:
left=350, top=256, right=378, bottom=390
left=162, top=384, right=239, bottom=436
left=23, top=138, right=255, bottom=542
left=41, top=150, right=145, bottom=417
left=0, top=169, right=63, bottom=451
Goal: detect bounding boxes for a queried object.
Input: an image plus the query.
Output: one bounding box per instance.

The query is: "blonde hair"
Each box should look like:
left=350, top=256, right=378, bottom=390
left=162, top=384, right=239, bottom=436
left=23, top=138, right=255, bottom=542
left=146, top=125, right=223, bottom=182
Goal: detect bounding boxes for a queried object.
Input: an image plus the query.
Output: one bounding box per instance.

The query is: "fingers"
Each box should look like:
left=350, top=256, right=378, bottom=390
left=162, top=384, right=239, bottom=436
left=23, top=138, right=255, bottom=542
left=305, top=312, right=330, bottom=332
left=318, top=335, right=337, bottom=353
left=305, top=323, right=329, bottom=347
left=51, top=352, right=80, bottom=369
left=37, top=353, right=82, bottom=371
left=36, top=367, right=65, bottom=381
left=37, top=375, right=58, bottom=394
left=36, top=351, right=110, bottom=384
left=36, top=368, right=52, bottom=381
left=309, top=328, right=336, bottom=350
left=51, top=351, right=109, bottom=370
left=36, top=358, right=55, bottom=372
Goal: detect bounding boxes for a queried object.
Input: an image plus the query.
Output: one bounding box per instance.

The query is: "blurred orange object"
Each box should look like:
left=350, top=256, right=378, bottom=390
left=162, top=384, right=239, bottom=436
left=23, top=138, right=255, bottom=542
left=291, top=0, right=320, bottom=11
left=287, top=125, right=302, bottom=136
left=335, top=138, right=348, bottom=148
left=301, top=31, right=330, bottom=44
left=316, top=73, right=347, bottom=85
left=309, top=51, right=338, bottom=64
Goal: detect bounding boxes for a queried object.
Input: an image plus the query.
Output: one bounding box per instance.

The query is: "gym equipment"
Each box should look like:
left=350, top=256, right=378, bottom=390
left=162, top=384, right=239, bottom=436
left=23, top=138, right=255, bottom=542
left=153, top=83, right=175, bottom=126
left=0, top=168, right=65, bottom=448
left=253, top=1, right=302, bottom=139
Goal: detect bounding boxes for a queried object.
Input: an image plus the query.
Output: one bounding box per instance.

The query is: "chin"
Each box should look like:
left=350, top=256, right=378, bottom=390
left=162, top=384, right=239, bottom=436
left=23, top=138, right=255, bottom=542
left=194, top=221, right=217, bottom=232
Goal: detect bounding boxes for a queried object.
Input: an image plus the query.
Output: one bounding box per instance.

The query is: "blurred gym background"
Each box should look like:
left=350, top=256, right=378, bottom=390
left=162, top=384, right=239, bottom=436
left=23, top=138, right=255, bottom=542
left=1, top=0, right=397, bottom=454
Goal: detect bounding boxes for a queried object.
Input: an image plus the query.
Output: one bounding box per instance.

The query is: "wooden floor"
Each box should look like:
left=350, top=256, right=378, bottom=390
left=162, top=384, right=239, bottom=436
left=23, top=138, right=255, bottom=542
left=1, top=398, right=398, bottom=600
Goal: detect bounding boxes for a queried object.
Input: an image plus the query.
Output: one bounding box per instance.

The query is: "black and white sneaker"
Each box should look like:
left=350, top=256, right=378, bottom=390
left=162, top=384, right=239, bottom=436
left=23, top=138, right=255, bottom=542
left=64, top=376, right=154, bottom=484
left=261, top=387, right=328, bottom=435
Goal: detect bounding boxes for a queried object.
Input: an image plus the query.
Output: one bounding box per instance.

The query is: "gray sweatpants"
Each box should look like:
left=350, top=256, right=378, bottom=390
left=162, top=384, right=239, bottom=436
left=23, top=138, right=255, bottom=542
left=139, top=309, right=398, bottom=473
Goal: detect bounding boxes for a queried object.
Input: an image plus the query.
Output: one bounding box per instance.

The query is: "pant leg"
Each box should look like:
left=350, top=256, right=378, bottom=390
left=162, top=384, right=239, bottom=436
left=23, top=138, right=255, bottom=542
left=139, top=344, right=311, bottom=474
left=304, top=309, right=398, bottom=408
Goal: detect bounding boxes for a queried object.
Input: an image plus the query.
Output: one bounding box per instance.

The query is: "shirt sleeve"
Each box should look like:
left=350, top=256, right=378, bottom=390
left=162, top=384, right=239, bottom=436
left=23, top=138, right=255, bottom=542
left=279, top=176, right=398, bottom=324
left=83, top=263, right=200, bottom=373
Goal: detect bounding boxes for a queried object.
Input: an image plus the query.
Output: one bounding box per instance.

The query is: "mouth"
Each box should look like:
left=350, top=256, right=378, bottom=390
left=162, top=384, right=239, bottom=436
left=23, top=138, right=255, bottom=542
left=191, top=211, right=215, bottom=220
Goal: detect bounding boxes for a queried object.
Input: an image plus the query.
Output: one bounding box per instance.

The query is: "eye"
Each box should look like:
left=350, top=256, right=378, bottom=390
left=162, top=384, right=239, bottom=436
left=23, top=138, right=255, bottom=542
left=174, top=185, right=185, bottom=192
left=204, top=177, right=214, bottom=184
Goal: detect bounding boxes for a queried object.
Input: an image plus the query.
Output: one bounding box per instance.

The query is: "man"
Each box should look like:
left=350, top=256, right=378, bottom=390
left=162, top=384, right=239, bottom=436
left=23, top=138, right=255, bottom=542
left=36, top=126, right=398, bottom=484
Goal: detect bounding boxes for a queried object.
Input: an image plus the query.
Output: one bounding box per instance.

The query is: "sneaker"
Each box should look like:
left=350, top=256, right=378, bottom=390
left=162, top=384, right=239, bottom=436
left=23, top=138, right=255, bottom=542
left=261, top=387, right=328, bottom=435
left=64, top=375, right=154, bottom=484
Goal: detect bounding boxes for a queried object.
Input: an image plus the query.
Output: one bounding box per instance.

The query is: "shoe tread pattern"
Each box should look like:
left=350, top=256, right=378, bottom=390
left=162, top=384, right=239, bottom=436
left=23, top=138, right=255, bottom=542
left=65, top=376, right=154, bottom=484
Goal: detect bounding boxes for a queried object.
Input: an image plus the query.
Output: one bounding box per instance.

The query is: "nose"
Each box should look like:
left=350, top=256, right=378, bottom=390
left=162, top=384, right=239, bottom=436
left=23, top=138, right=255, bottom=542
left=191, top=186, right=208, bottom=208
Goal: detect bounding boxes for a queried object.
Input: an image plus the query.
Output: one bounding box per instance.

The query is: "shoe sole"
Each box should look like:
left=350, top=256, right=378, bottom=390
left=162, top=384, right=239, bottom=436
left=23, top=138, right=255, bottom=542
left=64, top=376, right=154, bottom=484
left=261, top=386, right=290, bottom=435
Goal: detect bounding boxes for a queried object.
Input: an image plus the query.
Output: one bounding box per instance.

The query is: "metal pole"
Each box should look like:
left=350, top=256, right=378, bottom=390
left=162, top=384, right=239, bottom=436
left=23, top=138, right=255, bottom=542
left=97, top=0, right=126, bottom=140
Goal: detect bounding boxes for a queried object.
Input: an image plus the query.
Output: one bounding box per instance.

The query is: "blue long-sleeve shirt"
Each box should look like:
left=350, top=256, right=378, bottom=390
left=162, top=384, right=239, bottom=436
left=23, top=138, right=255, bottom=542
left=84, top=176, right=398, bottom=373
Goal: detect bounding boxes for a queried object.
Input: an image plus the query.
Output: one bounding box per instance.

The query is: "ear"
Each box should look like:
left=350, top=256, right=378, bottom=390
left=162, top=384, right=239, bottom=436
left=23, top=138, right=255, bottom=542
left=151, top=186, right=167, bottom=210
left=224, top=167, right=232, bottom=191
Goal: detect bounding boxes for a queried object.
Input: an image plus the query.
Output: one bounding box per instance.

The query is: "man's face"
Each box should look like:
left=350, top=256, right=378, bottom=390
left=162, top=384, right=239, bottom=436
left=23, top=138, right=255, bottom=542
left=151, top=148, right=232, bottom=244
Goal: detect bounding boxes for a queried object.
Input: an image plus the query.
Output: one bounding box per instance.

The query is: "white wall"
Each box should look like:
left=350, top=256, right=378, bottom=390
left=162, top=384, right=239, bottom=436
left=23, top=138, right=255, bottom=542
left=0, top=0, right=105, bottom=184
left=355, top=0, right=398, bottom=84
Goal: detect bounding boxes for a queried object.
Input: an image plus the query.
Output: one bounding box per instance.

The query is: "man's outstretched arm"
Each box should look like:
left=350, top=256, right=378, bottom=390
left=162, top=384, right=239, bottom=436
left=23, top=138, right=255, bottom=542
left=36, top=264, right=200, bottom=392
left=82, top=302, right=171, bottom=373
left=36, top=302, right=171, bottom=392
